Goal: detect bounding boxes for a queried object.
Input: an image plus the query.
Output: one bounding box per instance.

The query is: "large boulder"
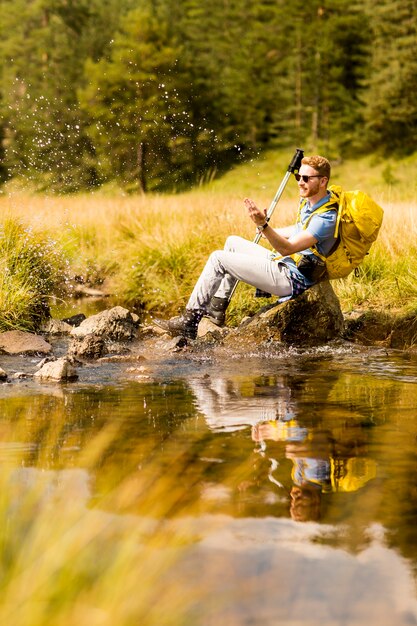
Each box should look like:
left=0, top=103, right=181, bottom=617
left=224, top=281, right=344, bottom=347
left=70, top=306, right=137, bottom=341
left=0, top=330, right=52, bottom=355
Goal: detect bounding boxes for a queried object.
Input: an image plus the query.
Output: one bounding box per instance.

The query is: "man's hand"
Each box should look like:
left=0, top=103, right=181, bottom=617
left=244, top=196, right=318, bottom=256
left=244, top=198, right=267, bottom=226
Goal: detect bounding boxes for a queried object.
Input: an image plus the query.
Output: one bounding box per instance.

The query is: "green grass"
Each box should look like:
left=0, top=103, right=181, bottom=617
left=0, top=219, right=69, bottom=331
left=1, top=147, right=417, bottom=328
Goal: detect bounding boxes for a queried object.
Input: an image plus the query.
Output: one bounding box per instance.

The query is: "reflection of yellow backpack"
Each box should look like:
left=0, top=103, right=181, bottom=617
left=330, top=457, right=377, bottom=493
left=314, top=185, right=384, bottom=279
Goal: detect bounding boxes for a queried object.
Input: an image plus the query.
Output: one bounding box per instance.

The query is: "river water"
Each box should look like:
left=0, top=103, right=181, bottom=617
left=1, top=338, right=417, bottom=625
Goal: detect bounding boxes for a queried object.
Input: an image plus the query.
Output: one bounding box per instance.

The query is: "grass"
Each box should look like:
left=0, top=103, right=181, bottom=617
left=1, top=147, right=417, bottom=328
left=0, top=218, right=69, bottom=331
left=0, top=410, right=205, bottom=626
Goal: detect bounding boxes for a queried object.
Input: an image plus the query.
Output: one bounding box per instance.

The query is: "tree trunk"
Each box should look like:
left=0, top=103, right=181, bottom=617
left=137, top=142, right=147, bottom=193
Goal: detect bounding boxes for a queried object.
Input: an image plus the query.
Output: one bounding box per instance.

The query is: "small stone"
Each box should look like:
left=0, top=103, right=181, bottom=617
left=61, top=313, right=86, bottom=327
left=11, top=372, right=31, bottom=379
left=40, top=319, right=73, bottom=335
left=34, top=358, right=78, bottom=382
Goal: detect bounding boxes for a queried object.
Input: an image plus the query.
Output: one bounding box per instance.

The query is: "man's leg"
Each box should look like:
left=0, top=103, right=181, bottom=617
left=157, top=236, right=292, bottom=339
left=187, top=235, right=292, bottom=311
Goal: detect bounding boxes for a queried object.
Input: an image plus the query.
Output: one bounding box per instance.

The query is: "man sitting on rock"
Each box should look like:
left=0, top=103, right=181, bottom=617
left=158, top=155, right=338, bottom=339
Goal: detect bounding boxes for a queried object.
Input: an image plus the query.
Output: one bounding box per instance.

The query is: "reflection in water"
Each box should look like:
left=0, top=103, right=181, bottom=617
left=190, top=370, right=378, bottom=522
left=1, top=352, right=417, bottom=624
left=252, top=414, right=377, bottom=522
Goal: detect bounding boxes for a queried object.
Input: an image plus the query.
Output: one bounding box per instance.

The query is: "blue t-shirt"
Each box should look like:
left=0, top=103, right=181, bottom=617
left=277, top=192, right=338, bottom=298
left=295, top=193, right=338, bottom=258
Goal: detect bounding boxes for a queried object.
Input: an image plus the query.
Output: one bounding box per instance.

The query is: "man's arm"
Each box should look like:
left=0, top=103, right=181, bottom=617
left=263, top=228, right=317, bottom=256
left=274, top=225, right=296, bottom=239
left=244, top=197, right=317, bottom=256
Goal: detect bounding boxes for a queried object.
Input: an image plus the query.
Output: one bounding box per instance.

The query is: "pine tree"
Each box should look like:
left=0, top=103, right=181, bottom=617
left=79, top=4, right=192, bottom=191
left=0, top=0, right=135, bottom=190
left=362, top=0, right=417, bottom=154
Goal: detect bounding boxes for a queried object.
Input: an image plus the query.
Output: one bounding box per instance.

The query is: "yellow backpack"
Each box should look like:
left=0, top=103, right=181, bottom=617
left=303, top=185, right=384, bottom=280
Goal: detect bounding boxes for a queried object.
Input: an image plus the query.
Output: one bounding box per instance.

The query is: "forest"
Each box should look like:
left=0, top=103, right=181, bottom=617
left=0, top=0, right=416, bottom=193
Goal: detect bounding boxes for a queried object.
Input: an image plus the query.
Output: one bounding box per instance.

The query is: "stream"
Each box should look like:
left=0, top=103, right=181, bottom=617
left=1, top=325, right=417, bottom=624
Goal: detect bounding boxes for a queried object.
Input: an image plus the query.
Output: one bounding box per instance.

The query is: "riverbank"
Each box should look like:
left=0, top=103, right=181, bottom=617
left=1, top=149, right=416, bottom=331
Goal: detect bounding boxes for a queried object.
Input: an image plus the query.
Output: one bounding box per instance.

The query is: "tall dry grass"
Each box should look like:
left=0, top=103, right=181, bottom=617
left=1, top=153, right=417, bottom=324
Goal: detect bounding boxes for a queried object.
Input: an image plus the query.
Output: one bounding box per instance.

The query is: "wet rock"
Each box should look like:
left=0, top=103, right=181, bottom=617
left=40, top=319, right=73, bottom=335
left=11, top=372, right=32, bottom=379
left=141, top=322, right=169, bottom=338
left=224, top=281, right=344, bottom=347
left=343, top=311, right=393, bottom=345
left=342, top=310, right=417, bottom=350
left=0, top=330, right=53, bottom=355
left=390, top=315, right=417, bottom=349
left=0, top=367, right=8, bottom=381
left=198, top=317, right=228, bottom=340
left=34, top=357, right=78, bottom=382
left=98, top=354, right=146, bottom=363
left=70, top=306, right=137, bottom=341
left=162, top=336, right=188, bottom=351
left=61, top=313, right=86, bottom=327
left=36, top=356, right=57, bottom=368
left=67, top=333, right=106, bottom=360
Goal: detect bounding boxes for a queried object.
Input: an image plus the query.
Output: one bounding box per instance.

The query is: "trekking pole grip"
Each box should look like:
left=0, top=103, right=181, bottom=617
left=287, top=148, right=304, bottom=173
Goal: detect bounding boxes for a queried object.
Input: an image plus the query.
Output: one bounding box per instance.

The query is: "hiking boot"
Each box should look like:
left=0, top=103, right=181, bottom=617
left=154, top=309, right=204, bottom=340
left=205, top=296, right=229, bottom=326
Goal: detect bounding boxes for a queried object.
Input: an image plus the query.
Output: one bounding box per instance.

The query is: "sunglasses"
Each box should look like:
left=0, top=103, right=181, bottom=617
left=294, top=173, right=322, bottom=183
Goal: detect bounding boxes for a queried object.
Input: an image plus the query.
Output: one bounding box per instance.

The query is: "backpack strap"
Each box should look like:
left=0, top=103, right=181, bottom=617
left=295, top=191, right=340, bottom=262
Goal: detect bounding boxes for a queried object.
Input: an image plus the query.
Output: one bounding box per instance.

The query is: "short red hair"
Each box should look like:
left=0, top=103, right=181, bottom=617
left=301, top=156, right=331, bottom=179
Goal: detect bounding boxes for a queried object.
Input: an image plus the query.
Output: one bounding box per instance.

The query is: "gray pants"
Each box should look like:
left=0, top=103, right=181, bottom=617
left=187, top=235, right=292, bottom=311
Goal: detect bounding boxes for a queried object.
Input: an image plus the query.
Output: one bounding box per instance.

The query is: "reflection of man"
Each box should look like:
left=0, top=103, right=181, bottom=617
left=188, top=376, right=287, bottom=432
left=290, top=485, right=322, bottom=523
left=252, top=418, right=377, bottom=523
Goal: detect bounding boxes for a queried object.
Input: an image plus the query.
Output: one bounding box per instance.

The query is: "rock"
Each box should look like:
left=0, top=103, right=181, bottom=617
left=40, top=319, right=73, bottom=335
left=98, top=354, right=146, bottom=363
left=67, top=333, right=106, bottom=360
left=0, top=330, right=53, bottom=355
left=34, top=357, right=78, bottom=382
left=61, top=313, right=86, bottom=327
left=224, top=281, right=344, bottom=347
left=197, top=317, right=228, bottom=340
left=343, top=311, right=393, bottom=345
left=11, top=372, right=31, bottom=379
left=70, top=307, right=137, bottom=341
left=389, top=315, right=417, bottom=349
left=141, top=322, right=168, bottom=337
left=0, top=367, right=8, bottom=381
left=162, top=336, right=188, bottom=351
left=36, top=356, right=56, bottom=368
left=131, top=312, right=140, bottom=325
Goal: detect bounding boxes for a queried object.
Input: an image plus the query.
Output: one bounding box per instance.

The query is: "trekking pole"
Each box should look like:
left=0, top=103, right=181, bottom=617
left=227, top=147, right=304, bottom=303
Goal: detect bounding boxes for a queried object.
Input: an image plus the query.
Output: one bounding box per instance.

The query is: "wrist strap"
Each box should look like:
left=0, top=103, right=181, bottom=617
left=257, top=222, right=269, bottom=232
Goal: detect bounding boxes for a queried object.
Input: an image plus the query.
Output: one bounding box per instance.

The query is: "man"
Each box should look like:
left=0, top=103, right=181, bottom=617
left=158, top=155, right=338, bottom=339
